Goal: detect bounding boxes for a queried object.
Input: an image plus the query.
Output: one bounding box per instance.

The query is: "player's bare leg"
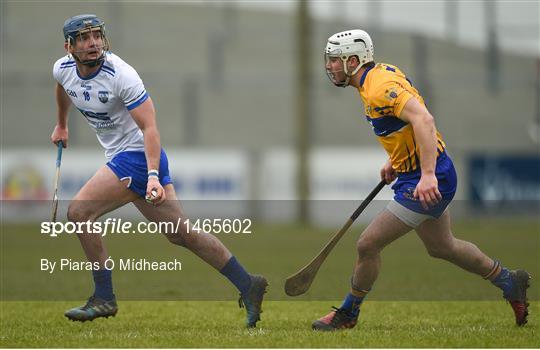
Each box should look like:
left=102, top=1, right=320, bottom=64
left=65, top=165, right=139, bottom=322
left=352, top=209, right=413, bottom=290
left=133, top=184, right=267, bottom=328
left=416, top=210, right=531, bottom=326
left=313, top=209, right=412, bottom=331
left=415, top=210, right=495, bottom=274
left=132, top=184, right=233, bottom=269
left=68, top=166, right=139, bottom=266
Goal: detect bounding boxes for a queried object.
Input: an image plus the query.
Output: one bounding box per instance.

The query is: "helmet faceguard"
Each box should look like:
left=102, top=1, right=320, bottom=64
left=324, top=49, right=353, bottom=87
left=63, top=14, right=109, bottom=67
left=324, top=29, right=374, bottom=87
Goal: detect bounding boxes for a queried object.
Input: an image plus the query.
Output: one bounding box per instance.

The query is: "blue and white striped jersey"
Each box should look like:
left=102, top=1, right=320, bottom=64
left=53, top=52, right=147, bottom=159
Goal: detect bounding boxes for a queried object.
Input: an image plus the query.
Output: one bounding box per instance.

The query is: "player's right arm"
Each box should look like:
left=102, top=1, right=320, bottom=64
left=380, top=158, right=396, bottom=184
left=399, top=97, right=441, bottom=209
left=51, top=82, right=70, bottom=147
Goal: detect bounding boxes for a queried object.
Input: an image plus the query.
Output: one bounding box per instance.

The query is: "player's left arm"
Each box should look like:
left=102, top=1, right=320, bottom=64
left=129, top=97, right=166, bottom=205
left=398, top=97, right=442, bottom=209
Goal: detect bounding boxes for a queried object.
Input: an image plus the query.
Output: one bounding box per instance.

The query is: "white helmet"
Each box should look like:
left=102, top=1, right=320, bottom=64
left=324, top=29, right=374, bottom=87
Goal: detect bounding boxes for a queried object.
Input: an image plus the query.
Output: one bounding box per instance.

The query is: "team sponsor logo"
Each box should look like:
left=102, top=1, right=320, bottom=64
left=374, top=106, right=393, bottom=116
left=79, top=109, right=116, bottom=131
left=98, top=91, right=109, bottom=103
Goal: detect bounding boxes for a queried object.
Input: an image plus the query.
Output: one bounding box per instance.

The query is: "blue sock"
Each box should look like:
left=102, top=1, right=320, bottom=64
left=92, top=269, right=114, bottom=300
left=220, top=256, right=252, bottom=295
left=491, top=267, right=515, bottom=298
left=340, top=293, right=365, bottom=317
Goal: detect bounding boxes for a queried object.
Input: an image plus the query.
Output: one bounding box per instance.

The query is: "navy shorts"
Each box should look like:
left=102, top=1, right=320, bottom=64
left=106, top=149, right=173, bottom=198
left=392, top=152, right=457, bottom=218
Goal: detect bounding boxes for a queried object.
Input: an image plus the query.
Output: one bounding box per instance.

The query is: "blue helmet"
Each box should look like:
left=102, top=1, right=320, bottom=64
left=63, top=14, right=106, bottom=44
left=62, top=14, right=109, bottom=67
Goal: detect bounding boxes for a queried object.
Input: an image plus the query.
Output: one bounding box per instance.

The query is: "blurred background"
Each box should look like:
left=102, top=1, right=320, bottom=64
left=1, top=0, right=539, bottom=221
left=1, top=0, right=539, bottom=302
left=1, top=1, right=540, bottom=211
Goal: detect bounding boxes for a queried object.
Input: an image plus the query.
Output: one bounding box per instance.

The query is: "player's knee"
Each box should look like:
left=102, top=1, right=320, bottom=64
left=67, top=202, right=96, bottom=223
left=356, top=237, right=379, bottom=257
left=164, top=232, right=187, bottom=247
left=426, top=244, right=455, bottom=260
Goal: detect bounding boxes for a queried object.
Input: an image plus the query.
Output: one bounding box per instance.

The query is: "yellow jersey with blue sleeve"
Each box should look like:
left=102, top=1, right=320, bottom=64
left=357, top=63, right=446, bottom=173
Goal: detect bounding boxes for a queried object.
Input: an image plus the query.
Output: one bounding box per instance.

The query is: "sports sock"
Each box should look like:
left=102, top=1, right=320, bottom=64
left=340, top=293, right=365, bottom=317
left=220, top=256, right=252, bottom=295
left=491, top=267, right=515, bottom=298
left=92, top=269, right=114, bottom=300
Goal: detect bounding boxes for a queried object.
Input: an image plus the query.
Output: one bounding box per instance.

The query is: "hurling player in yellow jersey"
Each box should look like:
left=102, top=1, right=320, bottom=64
left=312, top=29, right=531, bottom=331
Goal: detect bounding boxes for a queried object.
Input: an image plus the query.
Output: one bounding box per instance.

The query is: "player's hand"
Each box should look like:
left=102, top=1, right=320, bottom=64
left=146, top=177, right=166, bottom=206
left=51, top=125, right=68, bottom=147
left=414, top=173, right=442, bottom=210
left=380, top=159, right=397, bottom=184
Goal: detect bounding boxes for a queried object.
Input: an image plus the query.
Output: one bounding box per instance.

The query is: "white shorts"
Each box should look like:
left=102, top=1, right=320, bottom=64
left=386, top=200, right=442, bottom=228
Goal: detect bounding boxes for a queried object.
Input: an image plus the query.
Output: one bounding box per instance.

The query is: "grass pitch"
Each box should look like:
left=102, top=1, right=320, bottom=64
left=1, top=219, right=538, bottom=347
left=1, top=300, right=538, bottom=347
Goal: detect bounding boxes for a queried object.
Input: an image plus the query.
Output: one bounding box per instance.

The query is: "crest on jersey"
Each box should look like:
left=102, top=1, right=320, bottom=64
left=384, top=87, right=399, bottom=101
left=98, top=91, right=109, bottom=103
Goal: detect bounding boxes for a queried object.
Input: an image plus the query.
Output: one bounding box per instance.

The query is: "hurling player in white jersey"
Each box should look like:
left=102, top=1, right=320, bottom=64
left=51, top=14, right=267, bottom=327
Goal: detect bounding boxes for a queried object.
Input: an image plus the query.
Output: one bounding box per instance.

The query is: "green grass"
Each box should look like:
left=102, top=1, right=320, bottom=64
left=1, top=220, right=539, bottom=347
left=2, top=219, right=539, bottom=301
left=1, top=301, right=538, bottom=347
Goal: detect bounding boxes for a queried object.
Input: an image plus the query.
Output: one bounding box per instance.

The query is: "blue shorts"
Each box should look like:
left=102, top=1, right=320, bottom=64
left=392, top=152, right=457, bottom=218
left=106, top=149, right=173, bottom=198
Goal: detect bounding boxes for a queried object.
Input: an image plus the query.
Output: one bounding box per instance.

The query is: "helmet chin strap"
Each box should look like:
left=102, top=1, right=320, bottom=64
left=71, top=48, right=105, bottom=68
left=340, top=58, right=362, bottom=87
